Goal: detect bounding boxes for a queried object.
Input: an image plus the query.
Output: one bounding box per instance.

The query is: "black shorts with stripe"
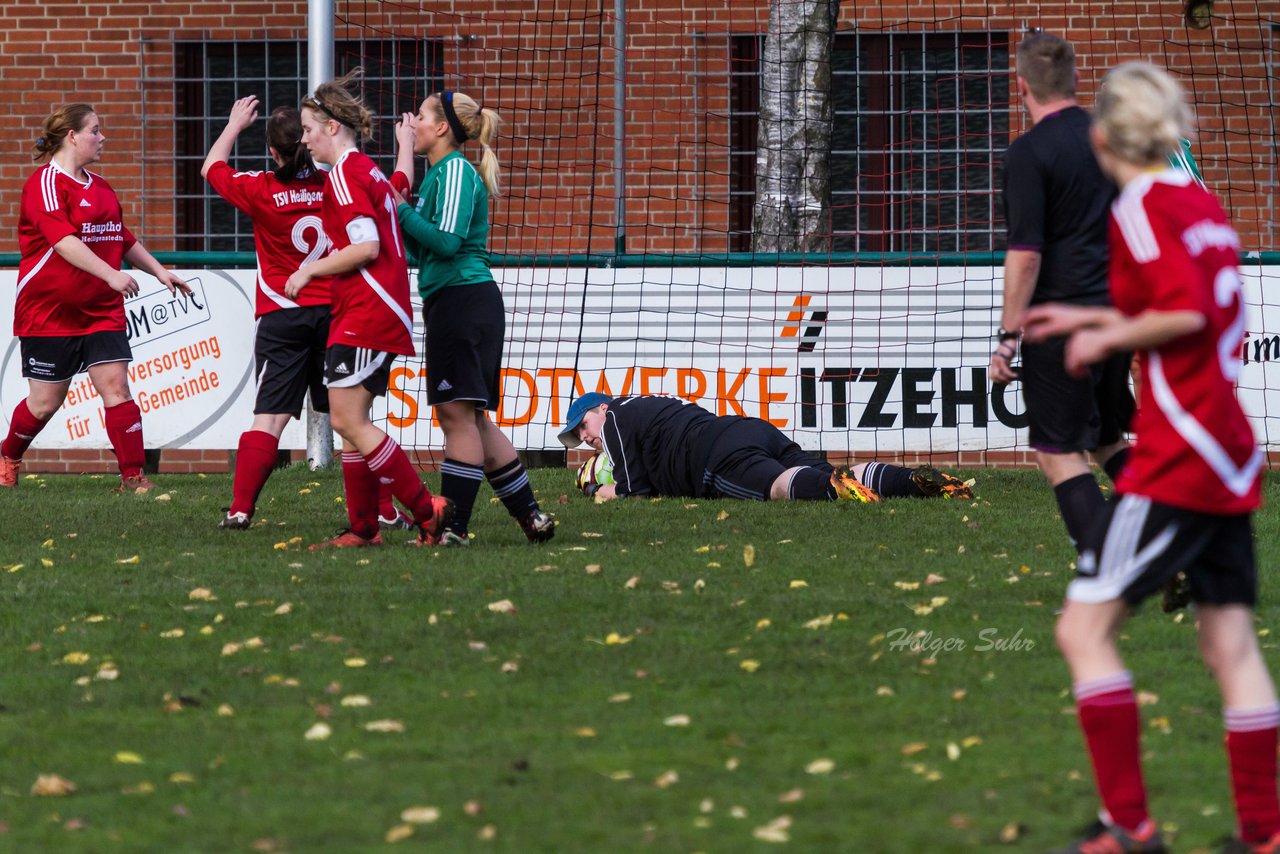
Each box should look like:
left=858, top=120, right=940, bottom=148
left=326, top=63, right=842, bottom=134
left=1020, top=336, right=1133, bottom=453
left=1069, top=493, right=1256, bottom=607
left=422, top=281, right=504, bottom=410
left=21, top=330, right=131, bottom=382
left=253, top=305, right=330, bottom=417
left=701, top=419, right=825, bottom=500
left=324, top=344, right=397, bottom=398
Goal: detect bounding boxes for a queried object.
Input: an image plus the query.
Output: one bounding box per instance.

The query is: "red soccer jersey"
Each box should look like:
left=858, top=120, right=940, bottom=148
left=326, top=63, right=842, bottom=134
left=320, top=149, right=414, bottom=356
left=1109, top=170, right=1262, bottom=514
left=15, top=162, right=138, bottom=336
left=205, top=162, right=331, bottom=317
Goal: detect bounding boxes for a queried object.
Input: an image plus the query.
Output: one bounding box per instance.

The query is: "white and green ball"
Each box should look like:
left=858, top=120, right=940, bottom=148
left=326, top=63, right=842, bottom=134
left=575, top=451, right=614, bottom=494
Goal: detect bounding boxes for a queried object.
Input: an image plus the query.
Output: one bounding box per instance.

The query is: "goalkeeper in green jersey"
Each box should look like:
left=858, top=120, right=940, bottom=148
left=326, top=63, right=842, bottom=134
left=389, top=92, right=554, bottom=546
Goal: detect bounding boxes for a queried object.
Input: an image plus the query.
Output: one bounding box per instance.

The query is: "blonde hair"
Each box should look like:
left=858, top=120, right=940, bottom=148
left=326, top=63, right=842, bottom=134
left=430, top=92, right=503, bottom=198
left=302, top=68, right=373, bottom=143
left=1095, top=62, right=1192, bottom=167
left=33, top=104, right=96, bottom=161
left=1016, top=33, right=1076, bottom=101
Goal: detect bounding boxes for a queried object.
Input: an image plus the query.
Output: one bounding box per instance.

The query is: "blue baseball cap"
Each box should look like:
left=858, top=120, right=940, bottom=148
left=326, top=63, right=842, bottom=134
left=558, top=392, right=613, bottom=448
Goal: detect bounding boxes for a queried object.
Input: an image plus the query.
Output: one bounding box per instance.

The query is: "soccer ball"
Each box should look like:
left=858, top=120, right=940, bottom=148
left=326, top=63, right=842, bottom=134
left=574, top=451, right=614, bottom=494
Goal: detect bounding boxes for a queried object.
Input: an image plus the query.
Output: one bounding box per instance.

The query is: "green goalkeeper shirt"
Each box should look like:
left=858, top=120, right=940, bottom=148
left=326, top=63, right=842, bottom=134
left=1168, top=137, right=1205, bottom=187
left=396, top=150, right=493, bottom=300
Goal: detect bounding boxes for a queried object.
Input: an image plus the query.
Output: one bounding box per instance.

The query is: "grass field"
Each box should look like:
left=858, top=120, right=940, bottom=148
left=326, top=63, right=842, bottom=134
left=1, top=465, right=1277, bottom=853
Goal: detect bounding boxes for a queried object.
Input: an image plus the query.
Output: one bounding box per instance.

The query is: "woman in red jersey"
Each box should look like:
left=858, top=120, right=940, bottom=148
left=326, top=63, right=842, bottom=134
left=1024, top=62, right=1278, bottom=854
left=1, top=104, right=190, bottom=493
left=203, top=96, right=410, bottom=532
left=283, top=70, right=451, bottom=549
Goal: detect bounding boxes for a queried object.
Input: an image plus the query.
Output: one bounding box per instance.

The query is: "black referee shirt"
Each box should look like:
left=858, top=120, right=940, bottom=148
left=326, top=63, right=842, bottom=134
left=1002, top=105, right=1114, bottom=306
left=598, top=396, right=737, bottom=498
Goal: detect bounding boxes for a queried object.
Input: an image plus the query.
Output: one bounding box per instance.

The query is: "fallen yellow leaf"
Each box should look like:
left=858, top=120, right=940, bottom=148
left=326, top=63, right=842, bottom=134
left=739, top=659, right=761, bottom=673
left=340, top=695, right=372, bottom=707
left=344, top=657, right=367, bottom=668
left=653, top=769, right=679, bottom=788
left=113, top=751, right=145, bottom=764
left=789, top=579, right=808, bottom=589
left=401, top=806, right=440, bottom=824
left=900, top=742, right=928, bottom=756
left=384, top=824, right=414, bottom=843
left=487, top=599, right=517, bottom=614
left=62, top=651, right=90, bottom=665
left=805, top=758, right=835, bottom=774
left=664, top=714, right=691, bottom=727
left=115, top=555, right=140, bottom=565
left=304, top=723, right=332, bottom=741
left=365, top=719, right=406, bottom=733
left=31, top=773, right=76, bottom=796
left=188, top=588, right=216, bottom=601
left=752, top=815, right=792, bottom=843
left=743, top=544, right=756, bottom=567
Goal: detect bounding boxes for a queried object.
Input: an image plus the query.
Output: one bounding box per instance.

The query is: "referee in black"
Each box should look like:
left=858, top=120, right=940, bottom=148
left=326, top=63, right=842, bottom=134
left=989, top=32, right=1132, bottom=549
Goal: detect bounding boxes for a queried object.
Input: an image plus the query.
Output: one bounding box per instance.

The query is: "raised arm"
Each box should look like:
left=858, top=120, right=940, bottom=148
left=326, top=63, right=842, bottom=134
left=201, top=96, right=260, bottom=179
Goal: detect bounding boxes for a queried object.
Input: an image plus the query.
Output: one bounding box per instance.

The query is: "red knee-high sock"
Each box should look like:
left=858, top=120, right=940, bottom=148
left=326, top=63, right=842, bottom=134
left=341, top=450, right=380, bottom=539
left=2, top=399, right=50, bottom=460
left=104, top=400, right=145, bottom=480
left=1226, top=705, right=1280, bottom=843
left=377, top=482, right=397, bottom=520
left=1074, top=672, right=1149, bottom=831
left=230, top=430, right=279, bottom=517
left=364, top=436, right=436, bottom=523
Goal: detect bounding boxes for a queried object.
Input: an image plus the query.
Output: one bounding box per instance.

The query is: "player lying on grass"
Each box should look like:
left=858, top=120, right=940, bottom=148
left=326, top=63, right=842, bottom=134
left=1023, top=62, right=1277, bottom=854
left=558, top=393, right=973, bottom=503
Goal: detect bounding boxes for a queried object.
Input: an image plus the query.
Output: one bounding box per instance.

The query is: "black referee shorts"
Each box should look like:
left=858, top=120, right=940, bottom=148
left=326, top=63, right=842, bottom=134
left=21, top=330, right=131, bottom=382
left=422, top=281, right=504, bottom=411
left=253, top=305, right=330, bottom=417
left=1020, top=335, right=1133, bottom=453
left=1070, top=494, right=1256, bottom=607
left=701, top=419, right=824, bottom=500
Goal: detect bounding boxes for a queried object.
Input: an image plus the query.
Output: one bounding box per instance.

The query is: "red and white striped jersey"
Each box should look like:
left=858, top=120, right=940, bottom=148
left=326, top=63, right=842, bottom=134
left=1109, top=170, right=1261, bottom=514
left=15, top=161, right=137, bottom=336
left=320, top=149, right=414, bottom=356
left=205, top=162, right=332, bottom=317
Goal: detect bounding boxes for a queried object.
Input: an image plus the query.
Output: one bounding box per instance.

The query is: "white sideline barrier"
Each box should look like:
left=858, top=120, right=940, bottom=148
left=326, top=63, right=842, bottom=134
left=2, top=266, right=1279, bottom=452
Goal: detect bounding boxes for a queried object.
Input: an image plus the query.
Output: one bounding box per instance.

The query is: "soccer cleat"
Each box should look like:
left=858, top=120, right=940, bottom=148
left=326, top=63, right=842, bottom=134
left=439, top=530, right=470, bottom=547
left=1046, top=818, right=1166, bottom=854
left=1160, top=571, right=1192, bottom=613
left=1218, top=831, right=1280, bottom=854
left=830, top=468, right=880, bottom=503
left=115, top=475, right=158, bottom=494
left=416, top=495, right=456, bottom=546
left=519, top=509, right=556, bottom=543
left=308, top=529, right=383, bottom=551
left=0, top=456, right=18, bottom=488
left=911, top=465, right=976, bottom=500
left=378, top=507, right=415, bottom=530
left=219, top=511, right=252, bottom=530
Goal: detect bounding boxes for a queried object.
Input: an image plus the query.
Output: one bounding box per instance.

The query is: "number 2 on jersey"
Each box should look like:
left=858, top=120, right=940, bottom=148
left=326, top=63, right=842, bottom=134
left=291, top=215, right=329, bottom=268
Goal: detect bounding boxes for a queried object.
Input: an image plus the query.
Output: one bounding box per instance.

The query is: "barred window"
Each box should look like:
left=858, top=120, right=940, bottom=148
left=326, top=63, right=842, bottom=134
left=730, top=32, right=1011, bottom=254
left=173, top=39, right=443, bottom=252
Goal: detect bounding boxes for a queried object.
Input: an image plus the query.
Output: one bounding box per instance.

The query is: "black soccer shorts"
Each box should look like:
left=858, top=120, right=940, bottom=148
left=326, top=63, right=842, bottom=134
left=1070, top=493, right=1257, bottom=607
left=702, top=419, right=825, bottom=500
left=422, top=281, right=504, bottom=410
left=323, top=344, right=397, bottom=398
left=1020, top=335, right=1133, bottom=453
left=253, top=305, right=330, bottom=417
left=21, top=330, right=131, bottom=382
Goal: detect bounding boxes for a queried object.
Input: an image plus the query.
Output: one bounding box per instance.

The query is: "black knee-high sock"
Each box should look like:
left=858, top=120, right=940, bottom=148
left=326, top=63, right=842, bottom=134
left=440, top=458, right=485, bottom=535
left=1053, top=473, right=1105, bottom=549
left=860, top=462, right=924, bottom=498
left=787, top=467, right=832, bottom=500
left=1102, top=448, right=1130, bottom=483
left=486, top=458, right=539, bottom=519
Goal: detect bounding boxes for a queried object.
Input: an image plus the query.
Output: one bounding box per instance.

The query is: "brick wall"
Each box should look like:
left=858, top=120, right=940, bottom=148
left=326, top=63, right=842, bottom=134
left=0, top=1, right=1275, bottom=472
left=1, top=0, right=1274, bottom=258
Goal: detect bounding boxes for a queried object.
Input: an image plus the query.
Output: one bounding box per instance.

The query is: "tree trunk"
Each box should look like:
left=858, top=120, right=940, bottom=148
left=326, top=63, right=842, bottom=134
left=752, top=0, right=838, bottom=254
